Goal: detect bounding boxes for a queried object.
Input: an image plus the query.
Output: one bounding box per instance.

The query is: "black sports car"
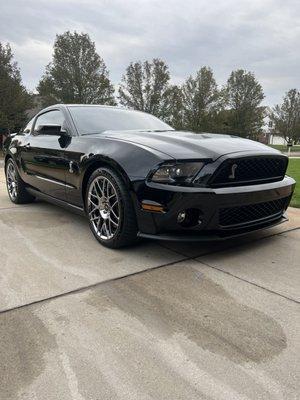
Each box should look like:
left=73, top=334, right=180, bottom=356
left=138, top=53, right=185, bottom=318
left=3, top=104, right=295, bottom=248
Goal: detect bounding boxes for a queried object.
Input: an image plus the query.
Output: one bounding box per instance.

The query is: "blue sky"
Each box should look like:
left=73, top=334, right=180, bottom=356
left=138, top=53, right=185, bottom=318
left=1, top=0, right=299, bottom=106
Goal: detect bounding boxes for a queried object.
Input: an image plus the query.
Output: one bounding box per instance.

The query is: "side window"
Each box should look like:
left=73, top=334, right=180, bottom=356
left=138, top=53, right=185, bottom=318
left=34, top=110, right=66, bottom=135
left=23, top=117, right=34, bottom=134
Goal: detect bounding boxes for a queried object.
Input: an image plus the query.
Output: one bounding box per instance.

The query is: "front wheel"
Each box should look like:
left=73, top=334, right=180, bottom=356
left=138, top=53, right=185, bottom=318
left=86, top=167, right=138, bottom=248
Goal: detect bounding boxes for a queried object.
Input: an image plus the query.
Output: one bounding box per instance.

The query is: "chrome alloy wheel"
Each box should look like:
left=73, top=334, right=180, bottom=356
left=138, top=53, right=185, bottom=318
left=88, top=176, right=120, bottom=240
left=6, top=161, right=18, bottom=200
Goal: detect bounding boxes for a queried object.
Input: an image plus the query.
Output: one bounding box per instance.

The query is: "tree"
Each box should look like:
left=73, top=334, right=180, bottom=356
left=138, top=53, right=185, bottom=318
left=37, top=31, right=115, bottom=106
left=181, top=66, right=220, bottom=132
left=269, top=89, right=300, bottom=144
left=223, top=69, right=265, bottom=139
left=209, top=109, right=234, bottom=134
left=118, top=58, right=171, bottom=118
left=0, top=43, right=32, bottom=138
left=160, top=85, right=184, bottom=130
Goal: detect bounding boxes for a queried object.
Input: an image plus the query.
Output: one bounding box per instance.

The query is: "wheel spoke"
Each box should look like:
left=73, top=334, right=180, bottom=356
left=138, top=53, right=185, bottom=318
left=107, top=219, right=112, bottom=236
left=95, top=180, right=104, bottom=197
left=104, top=179, right=109, bottom=198
left=90, top=192, right=98, bottom=199
left=111, top=200, right=118, bottom=208
left=97, top=217, right=102, bottom=231
left=110, top=208, right=119, bottom=220
left=8, top=168, right=14, bottom=181
left=109, top=218, right=118, bottom=227
left=89, top=197, right=99, bottom=207
left=101, top=179, right=106, bottom=198
left=107, top=181, right=112, bottom=198
left=89, top=206, right=98, bottom=215
left=100, top=221, right=107, bottom=237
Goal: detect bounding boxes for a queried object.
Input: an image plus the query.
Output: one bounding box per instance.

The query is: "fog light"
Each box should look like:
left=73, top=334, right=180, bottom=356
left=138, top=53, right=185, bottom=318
left=177, top=211, right=186, bottom=223
left=177, top=208, right=203, bottom=228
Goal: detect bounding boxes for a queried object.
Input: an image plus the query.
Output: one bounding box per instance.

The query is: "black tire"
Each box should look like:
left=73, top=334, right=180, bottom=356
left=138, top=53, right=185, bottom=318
left=85, top=167, right=138, bottom=248
left=5, top=158, right=35, bottom=204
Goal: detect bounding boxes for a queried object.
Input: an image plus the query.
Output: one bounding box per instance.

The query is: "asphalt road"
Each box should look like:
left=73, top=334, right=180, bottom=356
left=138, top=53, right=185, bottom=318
left=0, top=168, right=299, bottom=400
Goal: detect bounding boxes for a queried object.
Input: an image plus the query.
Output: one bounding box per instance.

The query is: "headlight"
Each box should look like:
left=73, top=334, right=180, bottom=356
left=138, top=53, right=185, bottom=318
left=150, top=162, right=204, bottom=185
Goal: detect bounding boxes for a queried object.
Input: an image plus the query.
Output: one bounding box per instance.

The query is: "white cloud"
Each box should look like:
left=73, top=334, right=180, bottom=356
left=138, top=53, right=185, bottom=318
left=1, top=0, right=299, bottom=105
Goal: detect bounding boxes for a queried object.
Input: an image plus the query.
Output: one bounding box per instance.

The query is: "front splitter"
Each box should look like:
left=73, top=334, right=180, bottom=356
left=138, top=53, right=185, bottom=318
left=138, top=215, right=288, bottom=242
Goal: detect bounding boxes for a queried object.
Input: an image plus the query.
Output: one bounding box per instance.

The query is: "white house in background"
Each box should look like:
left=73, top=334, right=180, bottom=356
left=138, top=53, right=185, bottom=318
left=264, top=112, right=287, bottom=145
left=269, top=134, right=287, bottom=145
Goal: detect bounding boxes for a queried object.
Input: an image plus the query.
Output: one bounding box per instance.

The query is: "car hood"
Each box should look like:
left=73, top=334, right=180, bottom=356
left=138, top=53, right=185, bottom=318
left=102, top=130, right=279, bottom=160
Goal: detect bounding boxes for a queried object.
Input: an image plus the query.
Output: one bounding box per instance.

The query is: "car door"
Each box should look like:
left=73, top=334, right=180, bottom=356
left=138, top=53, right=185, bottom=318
left=62, top=136, right=86, bottom=207
left=19, top=109, right=70, bottom=201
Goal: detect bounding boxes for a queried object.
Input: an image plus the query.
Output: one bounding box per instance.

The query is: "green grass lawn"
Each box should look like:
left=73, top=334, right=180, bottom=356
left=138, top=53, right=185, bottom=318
left=269, top=144, right=300, bottom=153
left=287, top=158, right=300, bottom=208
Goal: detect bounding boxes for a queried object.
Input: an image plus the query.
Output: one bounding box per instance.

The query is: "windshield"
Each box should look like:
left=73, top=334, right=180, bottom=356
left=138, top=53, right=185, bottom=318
left=68, top=106, right=173, bottom=135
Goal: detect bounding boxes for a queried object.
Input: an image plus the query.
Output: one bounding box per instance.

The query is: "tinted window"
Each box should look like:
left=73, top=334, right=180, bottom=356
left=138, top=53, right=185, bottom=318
left=23, top=117, right=34, bottom=133
left=68, top=106, right=173, bottom=135
left=34, top=110, right=65, bottom=133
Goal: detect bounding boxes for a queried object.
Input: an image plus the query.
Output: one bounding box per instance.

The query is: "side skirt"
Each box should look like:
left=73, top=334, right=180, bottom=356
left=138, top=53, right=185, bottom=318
left=27, top=188, right=86, bottom=217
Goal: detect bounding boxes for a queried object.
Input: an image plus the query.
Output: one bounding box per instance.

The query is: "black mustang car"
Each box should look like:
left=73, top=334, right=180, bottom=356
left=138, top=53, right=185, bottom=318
left=4, top=104, right=295, bottom=248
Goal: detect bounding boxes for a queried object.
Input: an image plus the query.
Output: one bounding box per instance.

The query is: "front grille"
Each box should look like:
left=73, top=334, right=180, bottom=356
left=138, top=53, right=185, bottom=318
left=210, top=156, right=288, bottom=187
left=219, top=197, right=289, bottom=228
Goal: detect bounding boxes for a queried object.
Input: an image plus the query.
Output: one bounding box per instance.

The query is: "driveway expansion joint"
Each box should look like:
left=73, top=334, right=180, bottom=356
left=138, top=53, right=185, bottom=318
left=196, top=260, right=300, bottom=305
left=0, top=227, right=299, bottom=316
left=0, top=255, right=189, bottom=315
left=157, top=226, right=300, bottom=304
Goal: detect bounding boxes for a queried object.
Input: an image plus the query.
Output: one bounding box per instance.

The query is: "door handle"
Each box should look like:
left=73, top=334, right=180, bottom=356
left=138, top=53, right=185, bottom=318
left=69, top=161, right=78, bottom=174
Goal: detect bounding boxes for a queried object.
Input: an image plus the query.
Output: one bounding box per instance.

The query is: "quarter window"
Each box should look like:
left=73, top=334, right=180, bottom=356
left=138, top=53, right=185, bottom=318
left=23, top=117, right=34, bottom=134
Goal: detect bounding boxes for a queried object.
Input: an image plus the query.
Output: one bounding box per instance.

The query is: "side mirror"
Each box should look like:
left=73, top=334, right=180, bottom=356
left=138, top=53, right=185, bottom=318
left=34, top=124, right=69, bottom=136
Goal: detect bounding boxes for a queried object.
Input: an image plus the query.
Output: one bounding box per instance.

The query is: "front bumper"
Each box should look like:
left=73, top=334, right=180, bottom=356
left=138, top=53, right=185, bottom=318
left=133, top=176, right=296, bottom=241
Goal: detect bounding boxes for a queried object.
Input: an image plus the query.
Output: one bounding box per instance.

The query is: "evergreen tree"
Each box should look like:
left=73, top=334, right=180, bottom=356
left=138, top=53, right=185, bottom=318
left=0, top=42, right=32, bottom=138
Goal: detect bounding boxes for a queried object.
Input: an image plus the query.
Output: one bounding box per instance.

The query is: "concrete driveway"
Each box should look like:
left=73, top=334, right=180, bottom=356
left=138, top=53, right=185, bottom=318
left=0, top=168, right=299, bottom=400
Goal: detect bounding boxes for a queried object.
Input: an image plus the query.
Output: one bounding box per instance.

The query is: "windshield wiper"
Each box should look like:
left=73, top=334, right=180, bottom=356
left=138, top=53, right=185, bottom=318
left=82, top=132, right=103, bottom=135
left=140, top=129, right=174, bottom=133
left=82, top=129, right=174, bottom=135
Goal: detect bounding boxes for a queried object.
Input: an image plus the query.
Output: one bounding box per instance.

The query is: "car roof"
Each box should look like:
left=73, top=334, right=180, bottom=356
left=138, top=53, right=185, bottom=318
left=49, top=104, right=125, bottom=110
left=38, top=104, right=134, bottom=116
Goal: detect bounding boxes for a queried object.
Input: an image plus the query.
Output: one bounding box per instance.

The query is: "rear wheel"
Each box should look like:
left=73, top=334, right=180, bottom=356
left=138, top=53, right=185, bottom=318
left=86, top=167, right=138, bottom=248
left=5, top=158, right=35, bottom=204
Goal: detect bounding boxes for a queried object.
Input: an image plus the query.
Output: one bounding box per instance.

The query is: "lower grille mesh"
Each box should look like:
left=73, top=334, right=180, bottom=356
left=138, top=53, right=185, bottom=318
left=219, top=197, right=288, bottom=227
